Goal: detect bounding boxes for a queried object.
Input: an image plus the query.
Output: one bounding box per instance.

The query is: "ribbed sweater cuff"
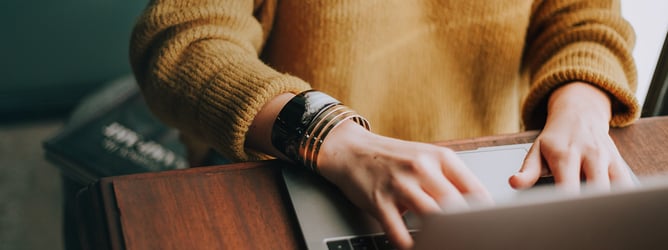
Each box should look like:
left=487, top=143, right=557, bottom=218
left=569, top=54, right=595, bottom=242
left=198, top=72, right=310, bottom=162
left=522, top=42, right=640, bottom=129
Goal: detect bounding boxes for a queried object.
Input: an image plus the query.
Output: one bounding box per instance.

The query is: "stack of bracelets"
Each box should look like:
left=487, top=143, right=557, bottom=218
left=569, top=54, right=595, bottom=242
left=271, top=90, right=370, bottom=173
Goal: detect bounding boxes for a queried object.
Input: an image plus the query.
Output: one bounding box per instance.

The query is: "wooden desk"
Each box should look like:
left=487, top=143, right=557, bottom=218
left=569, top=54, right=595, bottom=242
left=76, top=117, right=668, bottom=250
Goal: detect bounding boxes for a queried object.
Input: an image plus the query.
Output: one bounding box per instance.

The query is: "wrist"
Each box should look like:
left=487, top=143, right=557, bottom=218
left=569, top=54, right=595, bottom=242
left=547, top=82, right=612, bottom=126
left=246, top=93, right=295, bottom=159
left=316, top=120, right=376, bottom=177
left=270, top=90, right=370, bottom=173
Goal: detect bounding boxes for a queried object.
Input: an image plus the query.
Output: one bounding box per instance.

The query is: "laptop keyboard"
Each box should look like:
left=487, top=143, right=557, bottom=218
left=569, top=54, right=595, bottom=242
left=325, top=231, right=418, bottom=250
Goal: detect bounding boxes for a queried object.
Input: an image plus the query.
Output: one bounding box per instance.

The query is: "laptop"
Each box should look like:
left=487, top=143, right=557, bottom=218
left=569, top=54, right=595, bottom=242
left=413, top=174, right=668, bottom=250
left=282, top=143, right=660, bottom=250
left=282, top=143, right=533, bottom=249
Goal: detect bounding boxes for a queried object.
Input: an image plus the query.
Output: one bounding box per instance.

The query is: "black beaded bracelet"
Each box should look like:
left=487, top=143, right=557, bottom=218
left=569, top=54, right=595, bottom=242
left=271, top=90, right=370, bottom=172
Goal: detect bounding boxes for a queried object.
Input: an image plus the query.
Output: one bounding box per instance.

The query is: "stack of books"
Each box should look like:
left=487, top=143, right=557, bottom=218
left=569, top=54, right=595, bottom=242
left=43, top=76, right=188, bottom=185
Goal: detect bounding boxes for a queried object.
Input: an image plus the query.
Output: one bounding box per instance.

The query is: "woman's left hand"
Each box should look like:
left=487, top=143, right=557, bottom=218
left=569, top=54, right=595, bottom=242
left=509, top=82, right=634, bottom=191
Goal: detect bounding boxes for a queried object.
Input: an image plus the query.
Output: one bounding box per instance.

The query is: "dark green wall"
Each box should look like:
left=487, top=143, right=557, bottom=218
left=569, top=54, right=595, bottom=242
left=1, top=0, right=149, bottom=118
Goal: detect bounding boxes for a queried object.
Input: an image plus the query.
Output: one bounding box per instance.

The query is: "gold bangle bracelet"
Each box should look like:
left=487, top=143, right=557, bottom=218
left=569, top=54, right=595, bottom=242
left=303, top=106, right=355, bottom=171
left=298, top=105, right=348, bottom=170
left=271, top=90, right=369, bottom=173
left=298, top=104, right=370, bottom=173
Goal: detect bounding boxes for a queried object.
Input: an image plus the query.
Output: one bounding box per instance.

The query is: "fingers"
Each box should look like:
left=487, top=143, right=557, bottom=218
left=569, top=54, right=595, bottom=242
left=436, top=149, right=493, bottom=202
left=421, top=175, right=471, bottom=212
left=395, top=178, right=443, bottom=215
left=509, top=142, right=543, bottom=189
left=395, top=154, right=471, bottom=214
left=581, top=152, right=610, bottom=190
left=375, top=202, right=414, bottom=250
left=519, top=137, right=631, bottom=191
left=608, top=155, right=635, bottom=189
left=543, top=144, right=583, bottom=191
left=380, top=148, right=483, bottom=249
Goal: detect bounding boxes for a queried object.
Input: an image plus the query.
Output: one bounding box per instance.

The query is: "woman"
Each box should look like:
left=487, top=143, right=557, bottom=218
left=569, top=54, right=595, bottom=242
left=130, top=0, right=639, bottom=248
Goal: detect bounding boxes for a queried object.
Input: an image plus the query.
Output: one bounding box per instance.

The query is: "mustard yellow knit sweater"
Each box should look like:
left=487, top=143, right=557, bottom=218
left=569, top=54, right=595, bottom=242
left=130, top=0, right=639, bottom=162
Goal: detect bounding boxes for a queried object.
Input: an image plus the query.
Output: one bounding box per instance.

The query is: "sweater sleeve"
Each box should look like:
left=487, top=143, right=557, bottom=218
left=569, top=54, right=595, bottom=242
left=130, top=0, right=311, bottom=161
left=521, top=0, right=639, bottom=129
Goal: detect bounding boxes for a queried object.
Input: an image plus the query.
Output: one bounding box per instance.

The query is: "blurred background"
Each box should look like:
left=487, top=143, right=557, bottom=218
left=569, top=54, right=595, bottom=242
left=1, top=1, right=149, bottom=249
left=0, top=1, right=666, bottom=249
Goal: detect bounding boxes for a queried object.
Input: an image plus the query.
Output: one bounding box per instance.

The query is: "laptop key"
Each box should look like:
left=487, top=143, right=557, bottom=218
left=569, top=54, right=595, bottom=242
left=372, top=235, right=397, bottom=250
left=350, top=236, right=377, bottom=250
left=327, top=239, right=352, bottom=250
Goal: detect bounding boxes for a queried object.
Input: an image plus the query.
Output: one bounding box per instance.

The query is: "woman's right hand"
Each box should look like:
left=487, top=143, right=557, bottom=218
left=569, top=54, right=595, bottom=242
left=317, top=121, right=492, bottom=250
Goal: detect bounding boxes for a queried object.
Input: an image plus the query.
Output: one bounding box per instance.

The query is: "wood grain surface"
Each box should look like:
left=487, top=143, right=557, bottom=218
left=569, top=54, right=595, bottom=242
left=78, top=116, right=668, bottom=250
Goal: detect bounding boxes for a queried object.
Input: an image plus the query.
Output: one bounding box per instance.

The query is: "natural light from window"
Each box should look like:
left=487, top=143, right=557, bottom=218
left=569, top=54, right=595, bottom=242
left=621, top=0, right=668, bottom=107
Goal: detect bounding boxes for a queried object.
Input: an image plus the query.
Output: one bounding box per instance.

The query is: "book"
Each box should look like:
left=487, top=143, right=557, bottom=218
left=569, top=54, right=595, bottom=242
left=43, top=76, right=188, bottom=185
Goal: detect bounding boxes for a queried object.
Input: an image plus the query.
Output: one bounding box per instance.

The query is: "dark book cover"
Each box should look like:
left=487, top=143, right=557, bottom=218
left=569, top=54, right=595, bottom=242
left=43, top=76, right=188, bottom=185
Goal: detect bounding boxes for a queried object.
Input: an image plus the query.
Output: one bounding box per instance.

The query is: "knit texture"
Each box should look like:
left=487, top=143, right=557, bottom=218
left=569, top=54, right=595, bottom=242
left=130, top=0, right=639, bottom=162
